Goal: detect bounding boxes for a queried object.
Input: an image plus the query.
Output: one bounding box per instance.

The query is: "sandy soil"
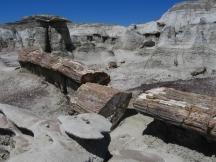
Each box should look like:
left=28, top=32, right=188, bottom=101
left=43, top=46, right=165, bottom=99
left=109, top=113, right=216, bottom=162
left=0, top=51, right=72, bottom=119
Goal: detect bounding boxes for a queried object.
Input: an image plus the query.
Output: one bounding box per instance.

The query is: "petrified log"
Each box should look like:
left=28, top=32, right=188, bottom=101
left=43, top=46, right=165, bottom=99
left=70, top=83, right=132, bottom=127
left=18, top=48, right=110, bottom=92
left=133, top=87, right=216, bottom=141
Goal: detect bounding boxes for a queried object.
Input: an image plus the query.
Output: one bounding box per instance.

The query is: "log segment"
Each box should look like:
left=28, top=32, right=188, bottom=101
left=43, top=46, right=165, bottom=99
left=133, top=87, right=216, bottom=141
left=18, top=48, right=110, bottom=92
left=70, top=83, right=132, bottom=127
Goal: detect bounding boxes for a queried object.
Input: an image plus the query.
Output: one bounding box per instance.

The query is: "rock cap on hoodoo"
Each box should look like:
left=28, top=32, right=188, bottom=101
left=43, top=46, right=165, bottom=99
left=20, top=15, right=71, bottom=23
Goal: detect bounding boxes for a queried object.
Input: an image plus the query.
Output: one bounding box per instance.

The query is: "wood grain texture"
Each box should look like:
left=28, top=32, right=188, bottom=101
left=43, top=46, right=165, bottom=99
left=133, top=87, right=216, bottom=141
left=18, top=48, right=110, bottom=87
left=71, top=83, right=132, bottom=127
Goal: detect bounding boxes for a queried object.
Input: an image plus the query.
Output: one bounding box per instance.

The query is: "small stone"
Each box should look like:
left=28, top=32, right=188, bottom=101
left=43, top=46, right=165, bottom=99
left=191, top=67, right=207, bottom=76
left=120, top=61, right=126, bottom=64
left=108, top=61, right=118, bottom=69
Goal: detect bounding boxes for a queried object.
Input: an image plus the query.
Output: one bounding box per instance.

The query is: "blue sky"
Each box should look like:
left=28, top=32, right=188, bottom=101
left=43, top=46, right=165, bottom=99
left=0, top=0, right=183, bottom=25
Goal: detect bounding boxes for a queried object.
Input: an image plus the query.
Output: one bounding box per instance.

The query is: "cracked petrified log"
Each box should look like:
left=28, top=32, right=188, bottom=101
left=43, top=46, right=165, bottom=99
left=18, top=48, right=110, bottom=92
left=133, top=87, right=216, bottom=141
left=70, top=83, right=132, bottom=127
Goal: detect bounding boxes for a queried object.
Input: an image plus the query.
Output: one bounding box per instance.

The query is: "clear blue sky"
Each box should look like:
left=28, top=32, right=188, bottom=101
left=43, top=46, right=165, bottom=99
left=0, top=0, right=183, bottom=26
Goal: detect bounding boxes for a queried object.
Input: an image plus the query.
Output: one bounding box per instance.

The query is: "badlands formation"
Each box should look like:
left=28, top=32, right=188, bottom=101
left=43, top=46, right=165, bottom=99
left=0, top=0, right=216, bottom=161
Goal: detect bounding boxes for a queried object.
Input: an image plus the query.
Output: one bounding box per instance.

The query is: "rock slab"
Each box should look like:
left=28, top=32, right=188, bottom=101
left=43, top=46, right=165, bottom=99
left=58, top=113, right=112, bottom=140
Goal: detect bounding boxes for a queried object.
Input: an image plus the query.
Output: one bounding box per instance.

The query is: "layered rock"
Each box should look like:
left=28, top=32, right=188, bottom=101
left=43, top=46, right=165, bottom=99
left=1, top=15, right=74, bottom=56
left=18, top=48, right=110, bottom=92
left=159, top=0, right=216, bottom=29
left=133, top=87, right=216, bottom=141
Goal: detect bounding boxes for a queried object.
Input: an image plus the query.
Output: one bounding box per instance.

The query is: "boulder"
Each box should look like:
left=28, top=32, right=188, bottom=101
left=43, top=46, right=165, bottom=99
left=18, top=48, right=110, bottom=92
left=133, top=87, right=216, bottom=141
left=70, top=83, right=132, bottom=127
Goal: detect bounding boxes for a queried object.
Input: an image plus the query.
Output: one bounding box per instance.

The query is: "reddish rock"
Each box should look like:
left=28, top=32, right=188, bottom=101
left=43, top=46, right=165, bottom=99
left=18, top=48, right=110, bottom=92
left=134, top=87, right=216, bottom=141
left=70, top=83, right=132, bottom=127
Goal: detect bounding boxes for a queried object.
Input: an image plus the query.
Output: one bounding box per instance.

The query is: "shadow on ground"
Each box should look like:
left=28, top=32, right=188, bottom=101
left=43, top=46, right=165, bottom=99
left=66, top=133, right=112, bottom=161
left=141, top=77, right=216, bottom=97
left=143, top=120, right=216, bottom=157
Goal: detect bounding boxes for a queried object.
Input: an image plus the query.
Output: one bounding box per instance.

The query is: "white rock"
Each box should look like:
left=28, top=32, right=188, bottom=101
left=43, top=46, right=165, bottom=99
left=58, top=113, right=112, bottom=139
left=0, top=104, right=105, bottom=162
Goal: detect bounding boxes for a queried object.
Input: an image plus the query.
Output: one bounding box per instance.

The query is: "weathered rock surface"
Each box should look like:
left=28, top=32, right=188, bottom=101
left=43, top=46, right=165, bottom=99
left=1, top=15, right=73, bottom=56
left=133, top=87, right=216, bottom=141
left=109, top=113, right=216, bottom=162
left=58, top=113, right=112, bottom=139
left=58, top=113, right=112, bottom=159
left=191, top=66, right=207, bottom=76
left=0, top=51, right=73, bottom=119
left=18, top=48, right=110, bottom=92
left=109, top=149, right=165, bottom=162
left=68, top=0, right=216, bottom=90
left=70, top=83, right=132, bottom=126
left=0, top=103, right=110, bottom=162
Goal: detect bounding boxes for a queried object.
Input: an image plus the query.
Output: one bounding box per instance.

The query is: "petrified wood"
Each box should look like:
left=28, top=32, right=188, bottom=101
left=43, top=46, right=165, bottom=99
left=70, top=83, right=132, bottom=127
left=18, top=48, right=110, bottom=92
left=133, top=87, right=216, bottom=141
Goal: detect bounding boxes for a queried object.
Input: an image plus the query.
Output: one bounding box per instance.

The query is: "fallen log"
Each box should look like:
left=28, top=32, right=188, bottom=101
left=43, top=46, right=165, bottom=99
left=18, top=48, right=110, bottom=92
left=133, top=87, right=216, bottom=141
left=70, top=83, right=132, bottom=127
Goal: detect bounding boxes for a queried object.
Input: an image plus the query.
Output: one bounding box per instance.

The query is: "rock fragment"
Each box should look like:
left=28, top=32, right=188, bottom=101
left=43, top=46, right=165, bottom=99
left=108, top=61, right=118, bottom=69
